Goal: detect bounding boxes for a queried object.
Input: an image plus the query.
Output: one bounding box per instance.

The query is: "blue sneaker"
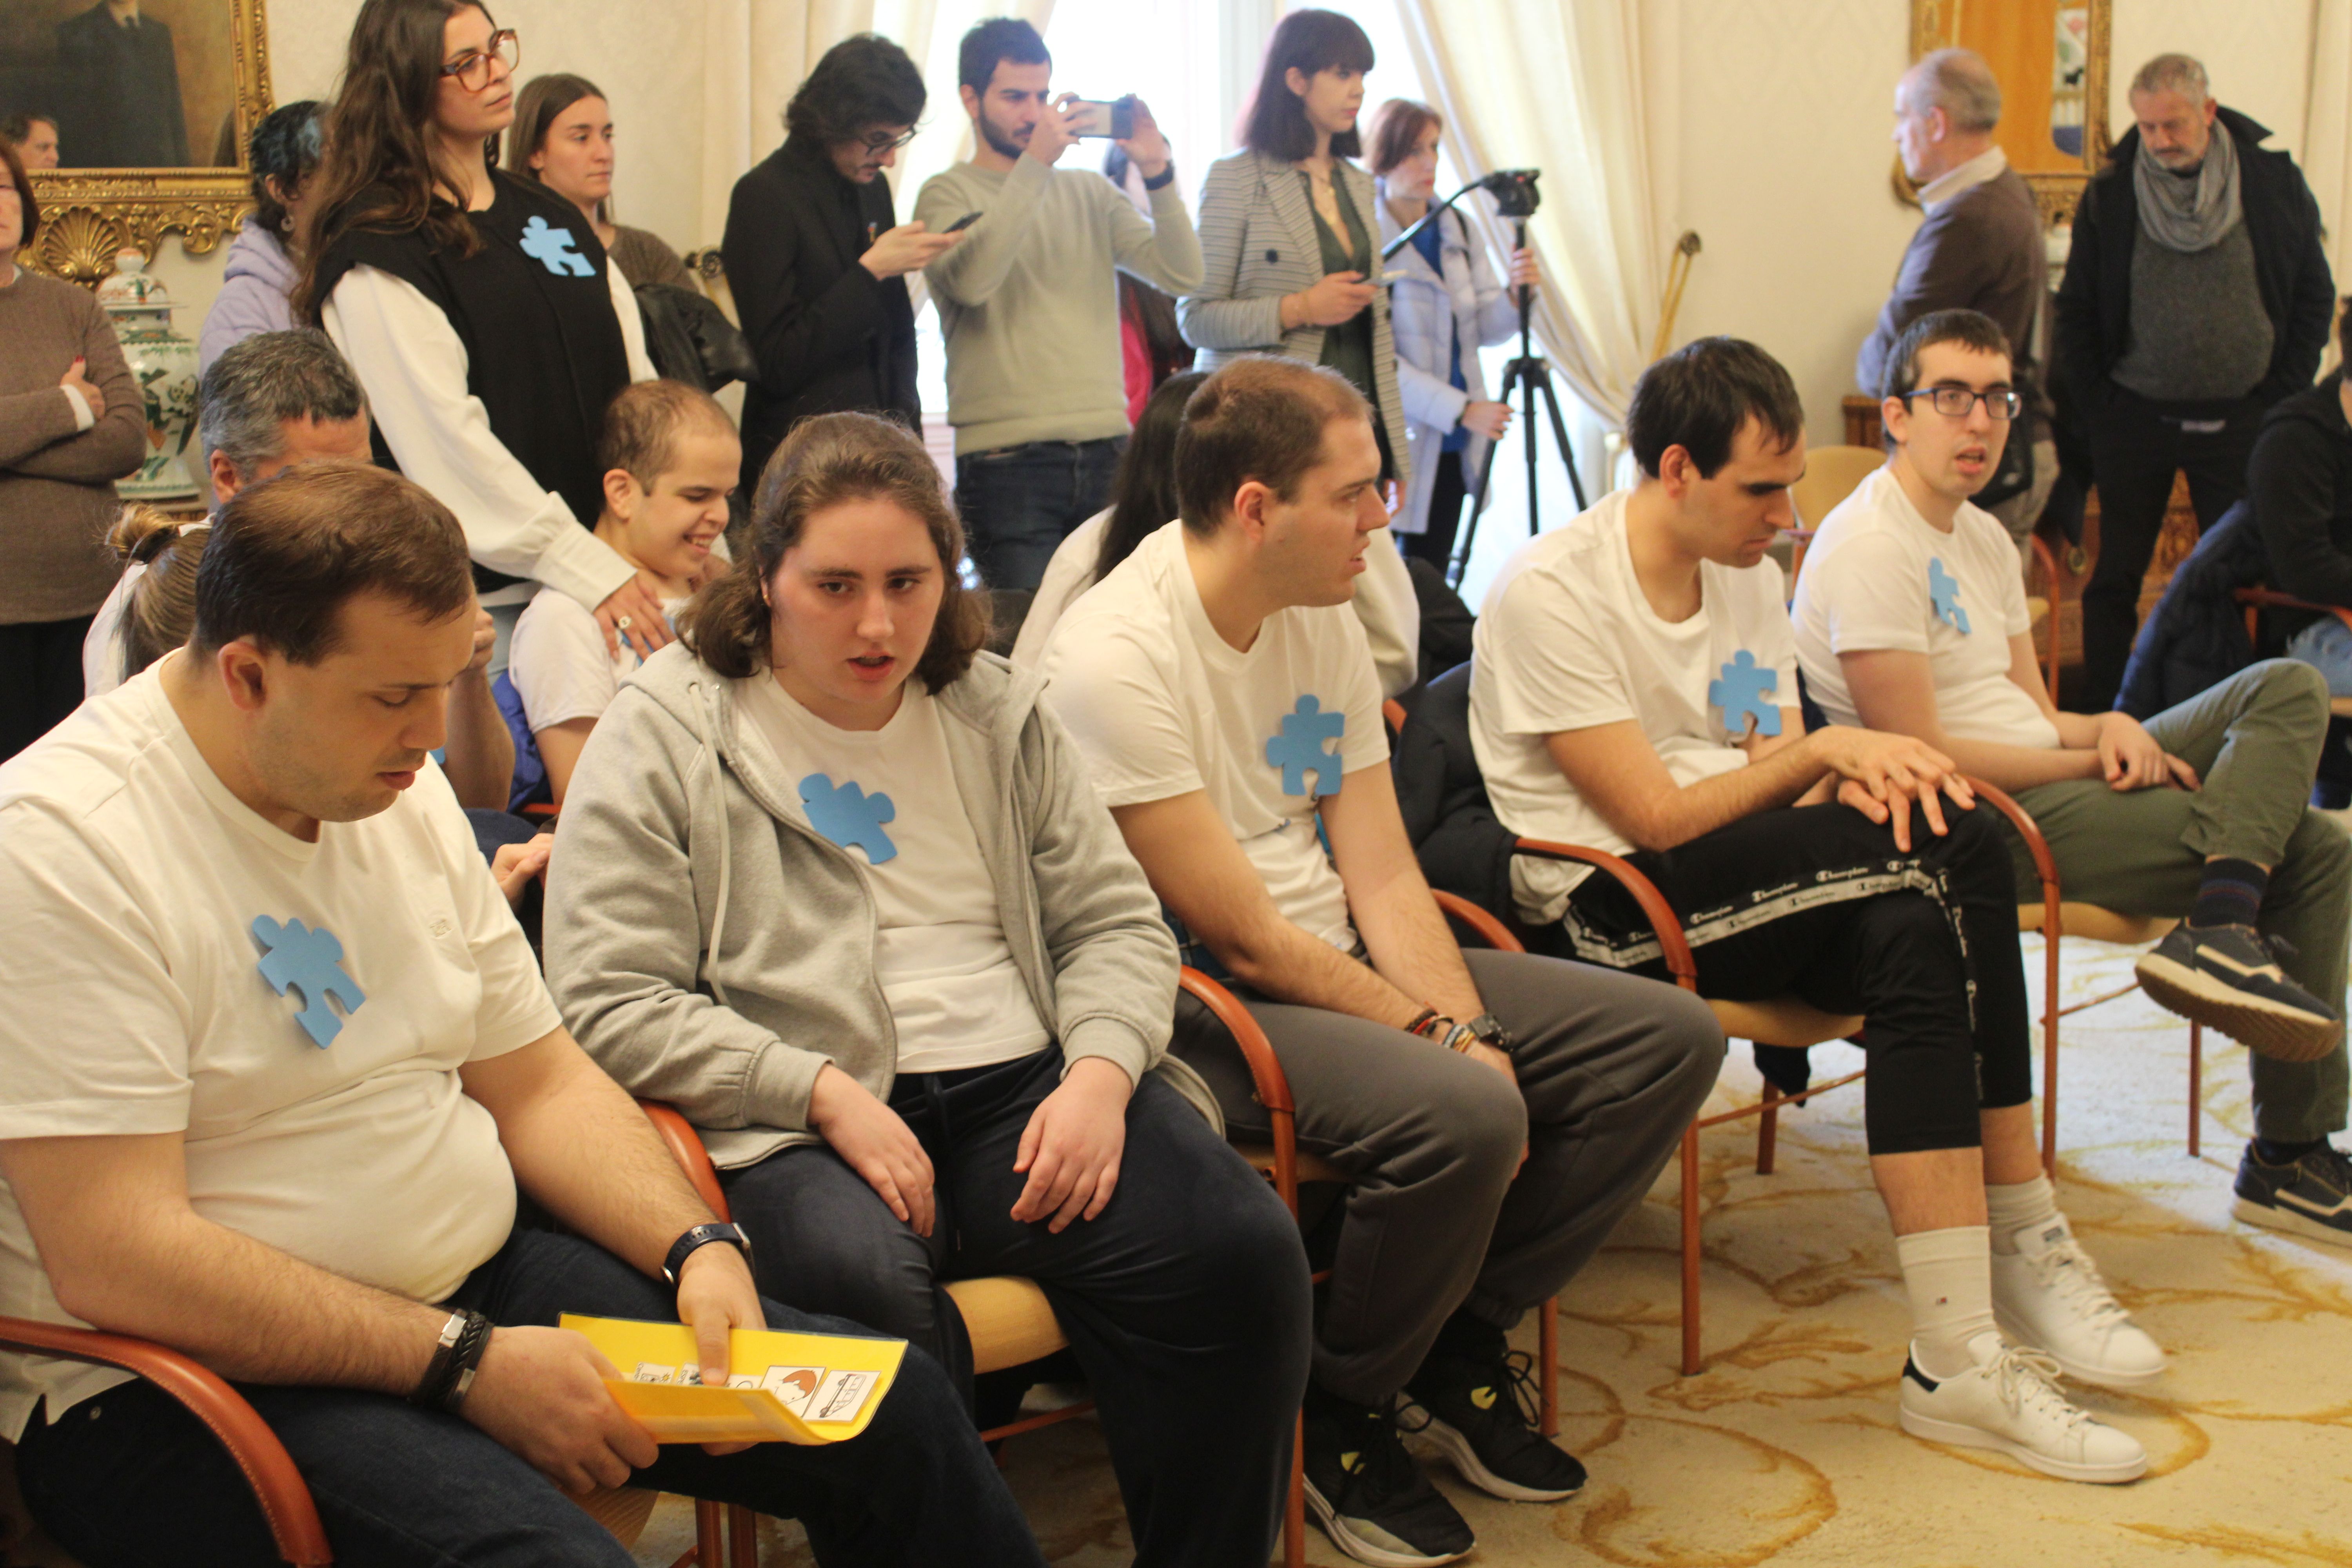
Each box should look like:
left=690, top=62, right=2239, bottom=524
left=2134, top=924, right=2341, bottom=1062
left=2233, top=1142, right=2352, bottom=1248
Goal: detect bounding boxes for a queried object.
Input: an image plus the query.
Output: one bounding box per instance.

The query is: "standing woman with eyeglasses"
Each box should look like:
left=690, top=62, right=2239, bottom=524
left=724, top=34, right=962, bottom=497
left=297, top=0, right=671, bottom=672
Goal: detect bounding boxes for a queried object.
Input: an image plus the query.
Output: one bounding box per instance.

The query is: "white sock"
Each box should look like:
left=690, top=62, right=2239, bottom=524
left=1985, top=1174, right=2060, bottom=1255
left=1896, top=1225, right=1997, bottom=1380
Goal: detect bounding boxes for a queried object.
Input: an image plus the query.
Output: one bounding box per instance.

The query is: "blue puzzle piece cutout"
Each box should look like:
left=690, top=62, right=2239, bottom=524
left=1265, top=694, right=1346, bottom=797
left=519, top=215, right=595, bottom=278
left=800, top=773, right=898, bottom=863
left=1708, top=649, right=1782, bottom=738
left=1928, top=557, right=1971, bottom=634
left=250, top=916, right=366, bottom=1048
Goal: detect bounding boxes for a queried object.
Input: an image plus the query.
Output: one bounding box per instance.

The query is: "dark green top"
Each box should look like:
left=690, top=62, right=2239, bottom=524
left=1303, top=171, right=1377, bottom=410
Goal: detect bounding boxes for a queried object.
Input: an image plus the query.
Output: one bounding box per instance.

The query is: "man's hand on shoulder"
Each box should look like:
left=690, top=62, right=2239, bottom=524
left=461, top=1324, right=657, bottom=1493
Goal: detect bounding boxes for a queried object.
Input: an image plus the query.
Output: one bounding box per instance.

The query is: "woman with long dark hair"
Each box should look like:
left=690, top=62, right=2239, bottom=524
left=298, top=0, right=670, bottom=669
left=505, top=72, right=689, bottom=290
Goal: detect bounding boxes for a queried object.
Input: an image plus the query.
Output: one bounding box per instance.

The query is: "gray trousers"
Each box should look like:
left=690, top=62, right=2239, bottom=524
left=2002, top=660, right=2351, bottom=1142
left=1172, top=948, right=1724, bottom=1405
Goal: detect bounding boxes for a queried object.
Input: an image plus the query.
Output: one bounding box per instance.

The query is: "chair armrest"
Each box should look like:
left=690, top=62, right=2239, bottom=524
left=1430, top=889, right=1524, bottom=954
left=1177, top=967, right=1307, bottom=1212
left=1960, top=777, right=2062, bottom=919
left=1382, top=698, right=1409, bottom=739
left=2029, top=534, right=2062, bottom=702
left=2234, top=587, right=2352, bottom=632
left=0, top=1316, right=331, bottom=1565
left=638, top=1100, right=730, bottom=1222
left=1508, top=839, right=1699, bottom=989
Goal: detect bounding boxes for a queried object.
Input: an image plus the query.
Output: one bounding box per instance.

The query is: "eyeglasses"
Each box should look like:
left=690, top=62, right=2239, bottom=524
left=441, top=29, right=520, bottom=93
left=858, top=127, right=919, bottom=155
left=1902, top=385, right=2023, bottom=421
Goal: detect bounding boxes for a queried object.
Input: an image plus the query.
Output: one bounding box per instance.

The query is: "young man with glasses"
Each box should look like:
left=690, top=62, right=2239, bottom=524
left=1471, top=336, right=2160, bottom=1483
left=724, top=35, right=963, bottom=495
left=1796, top=308, right=2352, bottom=1249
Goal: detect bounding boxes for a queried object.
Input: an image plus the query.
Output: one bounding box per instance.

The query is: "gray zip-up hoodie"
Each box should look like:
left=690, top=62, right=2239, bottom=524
left=544, top=642, right=1211, bottom=1169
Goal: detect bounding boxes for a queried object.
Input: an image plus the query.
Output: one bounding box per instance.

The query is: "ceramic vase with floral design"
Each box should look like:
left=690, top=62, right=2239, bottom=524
left=96, top=248, right=200, bottom=501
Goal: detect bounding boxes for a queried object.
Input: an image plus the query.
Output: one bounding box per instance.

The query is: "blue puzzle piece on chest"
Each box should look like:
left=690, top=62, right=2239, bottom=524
left=1266, top=694, right=1346, bottom=797
left=519, top=215, right=595, bottom=278
left=1708, top=650, right=1781, bottom=738
left=800, top=773, right=898, bottom=863
left=1928, top=557, right=1971, bottom=634
left=250, top=915, right=366, bottom=1048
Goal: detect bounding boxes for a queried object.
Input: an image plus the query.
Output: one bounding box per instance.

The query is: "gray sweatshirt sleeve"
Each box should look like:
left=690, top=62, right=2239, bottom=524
left=1109, top=175, right=1204, bottom=297
left=1020, top=697, right=1180, bottom=1085
left=544, top=691, right=833, bottom=1131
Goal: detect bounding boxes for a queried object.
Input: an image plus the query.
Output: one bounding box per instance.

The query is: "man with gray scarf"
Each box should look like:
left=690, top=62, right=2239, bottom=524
left=2055, top=53, right=2334, bottom=711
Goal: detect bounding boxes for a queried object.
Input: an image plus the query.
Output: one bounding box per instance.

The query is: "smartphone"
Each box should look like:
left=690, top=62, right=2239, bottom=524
left=943, top=211, right=982, bottom=233
left=1067, top=98, right=1136, bottom=140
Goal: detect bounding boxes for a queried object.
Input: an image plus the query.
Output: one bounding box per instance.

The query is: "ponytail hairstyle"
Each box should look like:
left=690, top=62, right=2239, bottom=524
left=679, top=412, right=988, bottom=687
left=109, top=508, right=212, bottom=682
left=296, top=0, right=500, bottom=319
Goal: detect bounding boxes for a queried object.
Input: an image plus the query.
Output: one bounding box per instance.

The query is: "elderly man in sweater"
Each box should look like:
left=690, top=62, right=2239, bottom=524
left=916, top=17, right=1203, bottom=592
left=1859, top=48, right=2055, bottom=561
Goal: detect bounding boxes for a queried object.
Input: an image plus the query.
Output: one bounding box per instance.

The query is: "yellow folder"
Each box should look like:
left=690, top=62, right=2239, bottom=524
left=561, top=1314, right=907, bottom=1445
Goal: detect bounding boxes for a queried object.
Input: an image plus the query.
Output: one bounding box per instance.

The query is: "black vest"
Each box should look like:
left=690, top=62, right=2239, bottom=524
left=314, top=171, right=632, bottom=594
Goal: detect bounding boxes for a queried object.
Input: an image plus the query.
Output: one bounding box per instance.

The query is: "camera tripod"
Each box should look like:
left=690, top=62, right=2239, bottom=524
left=1446, top=216, right=1586, bottom=591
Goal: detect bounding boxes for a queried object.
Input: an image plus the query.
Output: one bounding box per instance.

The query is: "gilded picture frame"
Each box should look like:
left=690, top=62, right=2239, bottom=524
left=16, top=0, right=272, bottom=285
left=1905, top=0, right=2111, bottom=228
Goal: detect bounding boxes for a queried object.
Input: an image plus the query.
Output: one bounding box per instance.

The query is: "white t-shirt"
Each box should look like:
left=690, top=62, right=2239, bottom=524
left=1470, top=489, right=1798, bottom=921
left=735, top=676, right=1050, bottom=1075
left=1793, top=467, right=2059, bottom=749
left=506, top=587, right=688, bottom=732
left=1038, top=521, right=1389, bottom=955
left=0, top=667, right=561, bottom=1441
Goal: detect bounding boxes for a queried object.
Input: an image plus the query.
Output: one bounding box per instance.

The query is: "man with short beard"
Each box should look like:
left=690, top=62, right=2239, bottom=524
left=916, top=17, right=1203, bottom=592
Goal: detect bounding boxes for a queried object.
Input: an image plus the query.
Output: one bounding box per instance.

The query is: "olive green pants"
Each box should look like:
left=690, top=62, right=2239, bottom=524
left=2002, top=661, right=2350, bottom=1143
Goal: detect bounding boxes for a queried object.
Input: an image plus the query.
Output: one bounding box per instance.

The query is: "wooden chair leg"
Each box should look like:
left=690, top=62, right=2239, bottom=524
left=1538, top=1295, right=1559, bottom=1438
left=1284, top=1409, right=1306, bottom=1568
left=693, top=1499, right=724, bottom=1568
left=2187, top=1021, right=2202, bottom=1157
left=1755, top=1084, right=1780, bottom=1176
left=2040, top=926, right=2062, bottom=1177
left=728, top=1503, right=759, bottom=1568
left=1679, top=1122, right=1702, bottom=1376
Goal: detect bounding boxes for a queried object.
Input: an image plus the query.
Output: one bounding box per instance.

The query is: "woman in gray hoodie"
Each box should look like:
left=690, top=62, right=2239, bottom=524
left=546, top=413, right=1310, bottom=1567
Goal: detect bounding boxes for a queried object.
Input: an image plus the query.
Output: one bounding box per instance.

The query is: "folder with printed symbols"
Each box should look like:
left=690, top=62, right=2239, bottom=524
left=561, top=1314, right=907, bottom=1444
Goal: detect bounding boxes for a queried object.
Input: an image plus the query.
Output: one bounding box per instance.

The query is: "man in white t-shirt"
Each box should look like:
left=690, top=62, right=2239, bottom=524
left=1474, top=336, right=2157, bottom=1485
left=506, top=379, right=737, bottom=808
left=1041, top=356, right=1722, bottom=1568
left=1795, top=307, right=2352, bottom=1251
left=0, top=464, right=1041, bottom=1568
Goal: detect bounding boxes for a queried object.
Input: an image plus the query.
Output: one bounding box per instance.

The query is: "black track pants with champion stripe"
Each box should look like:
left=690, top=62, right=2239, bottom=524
left=1557, top=800, right=2033, bottom=1154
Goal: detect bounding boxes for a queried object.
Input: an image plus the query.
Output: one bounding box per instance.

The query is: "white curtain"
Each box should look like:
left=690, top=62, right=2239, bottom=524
left=1393, top=0, right=1666, bottom=428
left=2305, top=0, right=2352, bottom=361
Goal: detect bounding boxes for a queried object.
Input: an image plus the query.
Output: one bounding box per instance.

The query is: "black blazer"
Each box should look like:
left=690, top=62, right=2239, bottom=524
left=723, top=137, right=919, bottom=494
left=2055, top=107, right=2334, bottom=412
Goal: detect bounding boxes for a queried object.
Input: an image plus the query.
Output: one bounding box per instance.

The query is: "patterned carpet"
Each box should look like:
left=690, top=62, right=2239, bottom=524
left=635, top=932, right=2352, bottom=1566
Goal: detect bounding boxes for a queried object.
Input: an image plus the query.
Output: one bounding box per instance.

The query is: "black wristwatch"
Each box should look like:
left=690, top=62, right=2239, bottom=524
left=1463, top=1013, right=1516, bottom=1053
left=662, top=1221, right=753, bottom=1285
left=1142, top=163, right=1177, bottom=191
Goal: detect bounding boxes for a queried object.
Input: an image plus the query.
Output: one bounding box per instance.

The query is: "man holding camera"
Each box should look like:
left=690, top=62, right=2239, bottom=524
left=915, top=17, right=1203, bottom=592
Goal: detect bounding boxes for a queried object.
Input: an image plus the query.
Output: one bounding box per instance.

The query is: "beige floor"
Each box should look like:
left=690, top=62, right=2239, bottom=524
left=635, top=933, right=2352, bottom=1567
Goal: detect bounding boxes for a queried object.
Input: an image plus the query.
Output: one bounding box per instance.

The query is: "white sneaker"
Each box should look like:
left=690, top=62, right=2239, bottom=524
left=1898, top=1332, right=2148, bottom=1484
left=1992, top=1215, right=2167, bottom=1387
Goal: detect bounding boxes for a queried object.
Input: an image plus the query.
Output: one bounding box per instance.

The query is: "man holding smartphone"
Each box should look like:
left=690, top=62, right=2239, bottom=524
left=917, top=18, right=1205, bottom=592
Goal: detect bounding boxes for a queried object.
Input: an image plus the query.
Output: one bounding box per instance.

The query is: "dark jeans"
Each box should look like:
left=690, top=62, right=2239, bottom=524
left=14, top=1228, right=1044, bottom=1568
left=1171, top=948, right=1722, bottom=1405
left=1559, top=803, right=2034, bottom=1155
left=720, top=1049, right=1310, bottom=1568
left=1401, top=450, right=1470, bottom=572
left=955, top=436, right=1127, bottom=592
left=0, top=614, right=93, bottom=762
left=2082, top=387, right=2265, bottom=710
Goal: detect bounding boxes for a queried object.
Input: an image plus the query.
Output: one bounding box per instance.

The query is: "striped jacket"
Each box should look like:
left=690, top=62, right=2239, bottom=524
left=1178, top=149, right=1412, bottom=490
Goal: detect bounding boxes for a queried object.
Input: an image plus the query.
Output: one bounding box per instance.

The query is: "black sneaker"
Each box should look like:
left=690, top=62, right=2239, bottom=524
left=1403, top=1326, right=1586, bottom=1503
left=2233, top=1140, right=2352, bottom=1248
left=1301, top=1390, right=1475, bottom=1567
left=2134, top=924, right=2342, bottom=1062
